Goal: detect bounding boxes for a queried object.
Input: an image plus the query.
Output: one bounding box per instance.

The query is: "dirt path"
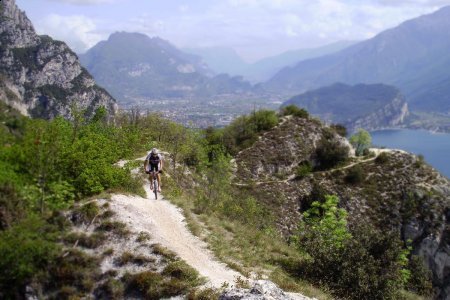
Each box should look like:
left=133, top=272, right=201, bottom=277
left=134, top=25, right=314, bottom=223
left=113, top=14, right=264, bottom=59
left=109, top=183, right=243, bottom=288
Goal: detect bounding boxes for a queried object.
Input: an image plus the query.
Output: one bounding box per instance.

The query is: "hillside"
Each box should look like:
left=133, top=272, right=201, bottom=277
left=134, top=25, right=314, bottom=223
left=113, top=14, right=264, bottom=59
left=233, top=114, right=450, bottom=299
left=282, top=83, right=409, bottom=132
left=79, top=32, right=254, bottom=105
left=0, top=0, right=117, bottom=119
left=265, top=6, right=450, bottom=114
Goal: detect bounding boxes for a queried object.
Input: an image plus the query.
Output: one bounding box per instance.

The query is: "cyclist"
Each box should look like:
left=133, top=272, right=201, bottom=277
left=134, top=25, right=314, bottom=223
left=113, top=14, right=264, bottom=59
left=144, top=148, right=163, bottom=192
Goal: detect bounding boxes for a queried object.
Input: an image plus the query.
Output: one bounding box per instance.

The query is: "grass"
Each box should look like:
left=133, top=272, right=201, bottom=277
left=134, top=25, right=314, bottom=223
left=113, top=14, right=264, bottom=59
left=162, top=174, right=333, bottom=300
left=96, top=220, right=130, bottom=237
left=115, top=251, right=155, bottom=266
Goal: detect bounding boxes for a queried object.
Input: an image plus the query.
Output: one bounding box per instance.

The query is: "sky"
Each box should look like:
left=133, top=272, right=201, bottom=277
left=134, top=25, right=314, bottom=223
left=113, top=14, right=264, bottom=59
left=15, top=0, right=450, bottom=62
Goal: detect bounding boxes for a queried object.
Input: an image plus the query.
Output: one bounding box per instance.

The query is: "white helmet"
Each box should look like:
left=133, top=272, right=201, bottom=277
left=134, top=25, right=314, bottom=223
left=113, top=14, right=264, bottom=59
left=151, top=148, right=158, bottom=155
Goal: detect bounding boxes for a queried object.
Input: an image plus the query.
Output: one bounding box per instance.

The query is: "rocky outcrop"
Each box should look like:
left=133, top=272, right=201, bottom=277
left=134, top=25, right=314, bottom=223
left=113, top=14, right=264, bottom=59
left=234, top=116, right=450, bottom=298
left=220, top=281, right=314, bottom=300
left=0, top=0, right=117, bottom=119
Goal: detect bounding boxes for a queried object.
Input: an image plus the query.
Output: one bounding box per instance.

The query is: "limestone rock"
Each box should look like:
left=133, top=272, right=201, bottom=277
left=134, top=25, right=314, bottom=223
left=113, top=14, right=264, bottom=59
left=0, top=0, right=117, bottom=119
left=220, top=280, right=313, bottom=300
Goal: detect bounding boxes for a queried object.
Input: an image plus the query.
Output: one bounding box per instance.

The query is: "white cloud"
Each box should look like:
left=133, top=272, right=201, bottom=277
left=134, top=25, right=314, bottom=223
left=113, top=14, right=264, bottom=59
left=36, top=14, right=104, bottom=53
left=47, top=0, right=115, bottom=5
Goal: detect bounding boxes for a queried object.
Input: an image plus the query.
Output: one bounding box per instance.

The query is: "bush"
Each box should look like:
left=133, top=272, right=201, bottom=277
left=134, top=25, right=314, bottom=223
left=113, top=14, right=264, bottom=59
left=295, top=161, right=313, bottom=179
left=0, top=216, right=61, bottom=298
left=223, top=109, right=279, bottom=155
left=296, top=198, right=414, bottom=300
left=349, top=129, right=372, bottom=156
left=345, top=165, right=365, bottom=185
left=280, top=105, right=309, bottom=118
left=330, top=124, right=347, bottom=137
left=315, top=137, right=349, bottom=170
left=375, top=152, right=390, bottom=164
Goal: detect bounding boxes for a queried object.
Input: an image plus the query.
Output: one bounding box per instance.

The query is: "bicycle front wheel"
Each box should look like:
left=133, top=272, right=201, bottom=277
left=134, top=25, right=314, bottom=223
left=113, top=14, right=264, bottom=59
left=153, top=180, right=158, bottom=200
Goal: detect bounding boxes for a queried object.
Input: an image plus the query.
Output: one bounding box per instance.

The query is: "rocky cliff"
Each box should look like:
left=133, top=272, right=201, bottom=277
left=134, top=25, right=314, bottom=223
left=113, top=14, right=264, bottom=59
left=0, top=0, right=117, bottom=119
left=234, top=115, right=450, bottom=298
left=282, top=83, right=409, bottom=132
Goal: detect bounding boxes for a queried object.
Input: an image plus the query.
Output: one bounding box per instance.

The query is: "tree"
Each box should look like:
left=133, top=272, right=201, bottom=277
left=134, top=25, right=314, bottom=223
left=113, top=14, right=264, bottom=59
left=349, top=129, right=371, bottom=156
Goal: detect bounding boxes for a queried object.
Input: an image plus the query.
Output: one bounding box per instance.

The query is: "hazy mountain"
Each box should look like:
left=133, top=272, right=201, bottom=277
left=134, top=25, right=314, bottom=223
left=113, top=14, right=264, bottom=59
left=183, top=46, right=247, bottom=77
left=283, top=83, right=409, bottom=132
left=0, top=0, right=117, bottom=119
left=185, top=41, right=356, bottom=83
left=266, top=6, right=450, bottom=113
left=80, top=33, right=253, bottom=104
left=244, top=41, right=357, bottom=83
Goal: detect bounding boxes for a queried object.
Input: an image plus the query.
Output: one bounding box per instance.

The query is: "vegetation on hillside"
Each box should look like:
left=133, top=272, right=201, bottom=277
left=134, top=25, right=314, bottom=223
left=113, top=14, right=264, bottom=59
left=0, top=103, right=434, bottom=299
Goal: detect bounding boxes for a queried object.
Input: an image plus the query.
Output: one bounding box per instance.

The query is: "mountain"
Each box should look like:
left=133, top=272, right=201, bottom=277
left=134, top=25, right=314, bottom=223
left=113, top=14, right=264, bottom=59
left=0, top=0, right=117, bottom=119
left=185, top=41, right=356, bottom=83
left=243, top=41, right=357, bottom=83
left=182, top=46, right=247, bottom=77
left=79, top=33, right=254, bottom=104
left=283, top=83, right=409, bottom=132
left=233, top=114, right=450, bottom=298
left=266, top=6, right=450, bottom=113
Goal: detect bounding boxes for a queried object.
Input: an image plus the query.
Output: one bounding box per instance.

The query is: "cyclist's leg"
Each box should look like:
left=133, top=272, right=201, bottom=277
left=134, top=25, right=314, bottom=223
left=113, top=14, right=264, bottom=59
left=149, top=165, right=156, bottom=190
left=157, top=173, right=161, bottom=192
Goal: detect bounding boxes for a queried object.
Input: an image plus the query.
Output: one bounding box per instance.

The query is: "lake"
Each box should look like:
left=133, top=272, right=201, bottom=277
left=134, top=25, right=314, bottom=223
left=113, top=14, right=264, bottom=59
left=371, top=129, right=450, bottom=178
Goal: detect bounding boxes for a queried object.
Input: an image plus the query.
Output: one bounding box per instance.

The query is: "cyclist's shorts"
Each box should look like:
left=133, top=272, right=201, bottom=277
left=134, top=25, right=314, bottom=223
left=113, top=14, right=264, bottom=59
left=149, top=163, right=159, bottom=172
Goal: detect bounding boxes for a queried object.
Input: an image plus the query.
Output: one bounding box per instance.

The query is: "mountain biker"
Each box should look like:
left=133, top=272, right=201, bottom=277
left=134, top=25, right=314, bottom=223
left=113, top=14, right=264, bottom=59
left=144, top=148, right=163, bottom=192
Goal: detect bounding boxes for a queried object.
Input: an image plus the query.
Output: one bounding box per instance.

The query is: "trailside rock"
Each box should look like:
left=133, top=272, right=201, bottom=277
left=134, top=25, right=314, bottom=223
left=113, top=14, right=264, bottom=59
left=0, top=0, right=117, bottom=119
left=220, top=280, right=313, bottom=300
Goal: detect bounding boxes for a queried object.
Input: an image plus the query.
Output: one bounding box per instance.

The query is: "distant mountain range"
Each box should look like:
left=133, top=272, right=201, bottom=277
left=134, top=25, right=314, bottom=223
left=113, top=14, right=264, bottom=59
left=185, top=41, right=356, bottom=83
left=79, top=32, right=255, bottom=104
left=266, top=6, right=450, bottom=114
left=283, top=83, right=409, bottom=132
left=0, top=0, right=117, bottom=119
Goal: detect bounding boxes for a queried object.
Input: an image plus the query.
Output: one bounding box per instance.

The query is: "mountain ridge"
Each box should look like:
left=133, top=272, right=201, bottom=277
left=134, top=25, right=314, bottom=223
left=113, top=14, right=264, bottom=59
left=265, top=5, right=450, bottom=113
left=0, top=0, right=117, bottom=119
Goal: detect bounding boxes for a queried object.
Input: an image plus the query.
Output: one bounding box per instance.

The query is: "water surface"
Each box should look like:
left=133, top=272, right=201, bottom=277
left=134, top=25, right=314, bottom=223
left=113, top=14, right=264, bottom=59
left=371, top=129, right=450, bottom=178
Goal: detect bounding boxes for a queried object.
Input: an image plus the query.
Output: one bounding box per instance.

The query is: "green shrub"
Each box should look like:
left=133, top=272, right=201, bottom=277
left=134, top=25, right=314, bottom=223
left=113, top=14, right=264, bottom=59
left=0, top=216, right=61, bottom=298
left=295, top=161, right=313, bottom=179
left=406, top=255, right=433, bottom=296
left=330, top=124, right=347, bottom=137
left=345, top=165, right=365, bottom=185
left=280, top=105, right=309, bottom=118
left=315, top=137, right=349, bottom=170
left=349, top=129, right=372, bottom=156
left=296, top=206, right=414, bottom=300
left=375, top=152, right=390, bottom=164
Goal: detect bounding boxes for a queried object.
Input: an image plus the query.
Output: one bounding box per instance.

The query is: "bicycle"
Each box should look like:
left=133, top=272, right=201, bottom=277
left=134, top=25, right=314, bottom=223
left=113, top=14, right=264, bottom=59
left=149, top=170, right=161, bottom=200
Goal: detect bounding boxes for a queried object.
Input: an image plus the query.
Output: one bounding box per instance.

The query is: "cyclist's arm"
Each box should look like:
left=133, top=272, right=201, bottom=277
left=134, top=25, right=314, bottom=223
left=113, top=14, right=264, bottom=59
left=159, top=157, right=163, bottom=170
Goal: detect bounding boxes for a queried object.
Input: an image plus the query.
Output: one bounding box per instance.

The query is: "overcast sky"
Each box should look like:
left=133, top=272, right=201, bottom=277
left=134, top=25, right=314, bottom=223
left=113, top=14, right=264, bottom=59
left=15, top=0, right=450, bottom=62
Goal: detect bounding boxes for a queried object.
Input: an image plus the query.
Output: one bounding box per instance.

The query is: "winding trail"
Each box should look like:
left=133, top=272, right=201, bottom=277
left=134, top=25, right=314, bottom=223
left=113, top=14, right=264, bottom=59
left=109, top=183, right=243, bottom=288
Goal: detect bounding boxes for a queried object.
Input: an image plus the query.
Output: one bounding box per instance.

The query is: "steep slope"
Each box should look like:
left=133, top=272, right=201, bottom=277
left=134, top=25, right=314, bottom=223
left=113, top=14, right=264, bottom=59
left=283, top=83, right=409, bottom=132
left=79, top=32, right=254, bottom=105
left=234, top=115, right=450, bottom=298
left=0, top=0, right=117, bottom=119
left=265, top=6, right=450, bottom=113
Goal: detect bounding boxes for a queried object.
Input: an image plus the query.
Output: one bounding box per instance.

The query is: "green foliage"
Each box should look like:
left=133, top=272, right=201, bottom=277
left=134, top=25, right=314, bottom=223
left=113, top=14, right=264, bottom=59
left=315, top=134, right=349, bottom=170
left=349, top=129, right=372, bottom=156
left=300, top=195, right=351, bottom=249
left=375, top=152, right=390, bottom=164
left=330, top=124, right=347, bottom=137
left=280, top=104, right=309, bottom=118
left=223, top=109, right=279, bottom=155
left=345, top=165, right=365, bottom=185
left=0, top=216, right=61, bottom=298
left=406, top=255, right=433, bottom=296
left=295, top=161, right=313, bottom=179
left=296, top=198, right=416, bottom=299
left=125, top=265, right=202, bottom=299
